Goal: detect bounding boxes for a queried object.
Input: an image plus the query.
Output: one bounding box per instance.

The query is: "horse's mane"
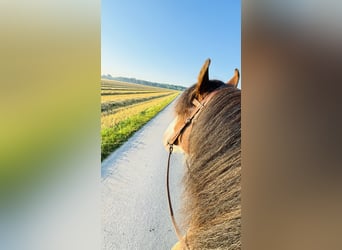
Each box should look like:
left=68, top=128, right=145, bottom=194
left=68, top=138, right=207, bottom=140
left=176, top=84, right=241, bottom=249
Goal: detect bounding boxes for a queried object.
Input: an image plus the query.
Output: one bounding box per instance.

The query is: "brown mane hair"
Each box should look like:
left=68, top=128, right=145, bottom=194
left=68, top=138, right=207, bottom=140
left=175, top=82, right=241, bottom=249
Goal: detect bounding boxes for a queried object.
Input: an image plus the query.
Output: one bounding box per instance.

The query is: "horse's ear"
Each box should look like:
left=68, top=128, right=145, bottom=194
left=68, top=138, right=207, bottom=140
left=227, top=68, right=240, bottom=87
left=196, top=58, right=211, bottom=97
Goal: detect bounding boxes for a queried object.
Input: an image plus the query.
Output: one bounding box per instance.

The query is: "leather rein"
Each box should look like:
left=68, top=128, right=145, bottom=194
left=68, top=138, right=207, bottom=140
left=166, top=90, right=218, bottom=249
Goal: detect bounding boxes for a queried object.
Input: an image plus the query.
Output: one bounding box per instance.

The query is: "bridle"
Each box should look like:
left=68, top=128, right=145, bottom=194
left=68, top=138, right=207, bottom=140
left=166, top=89, right=219, bottom=249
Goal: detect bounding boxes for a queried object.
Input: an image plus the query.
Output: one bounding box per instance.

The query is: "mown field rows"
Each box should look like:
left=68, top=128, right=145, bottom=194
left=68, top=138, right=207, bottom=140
left=101, top=90, right=170, bottom=109
left=101, top=91, right=164, bottom=102
left=101, top=93, right=172, bottom=114
left=102, top=79, right=163, bottom=90
left=101, top=79, right=179, bottom=160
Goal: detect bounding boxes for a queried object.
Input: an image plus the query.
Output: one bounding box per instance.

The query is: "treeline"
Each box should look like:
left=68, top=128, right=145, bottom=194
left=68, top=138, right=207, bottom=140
left=101, top=74, right=186, bottom=91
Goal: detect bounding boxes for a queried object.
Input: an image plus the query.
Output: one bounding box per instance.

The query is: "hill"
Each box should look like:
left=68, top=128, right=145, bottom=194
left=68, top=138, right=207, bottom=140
left=101, top=74, right=186, bottom=91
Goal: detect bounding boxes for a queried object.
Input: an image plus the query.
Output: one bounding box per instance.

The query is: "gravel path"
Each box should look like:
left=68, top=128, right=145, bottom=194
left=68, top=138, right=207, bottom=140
left=101, top=100, right=185, bottom=250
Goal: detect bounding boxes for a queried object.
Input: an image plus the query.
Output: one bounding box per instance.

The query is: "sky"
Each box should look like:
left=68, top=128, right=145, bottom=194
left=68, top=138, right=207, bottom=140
left=102, top=0, right=241, bottom=87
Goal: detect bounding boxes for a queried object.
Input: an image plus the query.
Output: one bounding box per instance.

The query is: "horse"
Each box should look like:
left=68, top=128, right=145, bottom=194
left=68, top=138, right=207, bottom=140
left=163, top=59, right=241, bottom=250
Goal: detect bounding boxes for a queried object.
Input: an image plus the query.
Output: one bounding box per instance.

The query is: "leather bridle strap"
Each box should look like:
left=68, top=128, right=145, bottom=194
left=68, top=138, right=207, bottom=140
left=166, top=90, right=218, bottom=250
left=167, top=91, right=217, bottom=146
left=166, top=101, right=202, bottom=146
left=166, top=144, right=185, bottom=246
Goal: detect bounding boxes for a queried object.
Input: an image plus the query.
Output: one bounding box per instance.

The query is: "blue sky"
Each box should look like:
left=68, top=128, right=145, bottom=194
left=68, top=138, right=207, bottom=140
left=102, top=1, right=241, bottom=87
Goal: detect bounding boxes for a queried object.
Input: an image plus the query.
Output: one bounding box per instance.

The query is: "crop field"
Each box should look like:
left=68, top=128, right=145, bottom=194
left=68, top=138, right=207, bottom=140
left=101, top=79, right=179, bottom=161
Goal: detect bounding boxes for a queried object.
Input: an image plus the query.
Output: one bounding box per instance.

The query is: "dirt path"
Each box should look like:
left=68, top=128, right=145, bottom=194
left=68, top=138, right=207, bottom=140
left=101, top=100, right=185, bottom=250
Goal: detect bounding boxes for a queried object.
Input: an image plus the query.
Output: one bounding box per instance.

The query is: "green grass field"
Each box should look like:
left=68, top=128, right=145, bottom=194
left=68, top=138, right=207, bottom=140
left=101, top=79, right=179, bottom=161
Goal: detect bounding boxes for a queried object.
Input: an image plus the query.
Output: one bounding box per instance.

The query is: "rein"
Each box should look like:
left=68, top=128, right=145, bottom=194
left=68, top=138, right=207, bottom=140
left=166, top=90, right=218, bottom=249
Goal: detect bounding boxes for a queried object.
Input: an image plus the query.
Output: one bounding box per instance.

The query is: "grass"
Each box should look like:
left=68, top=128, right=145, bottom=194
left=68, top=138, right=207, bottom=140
left=101, top=94, right=177, bottom=161
left=101, top=79, right=179, bottom=161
